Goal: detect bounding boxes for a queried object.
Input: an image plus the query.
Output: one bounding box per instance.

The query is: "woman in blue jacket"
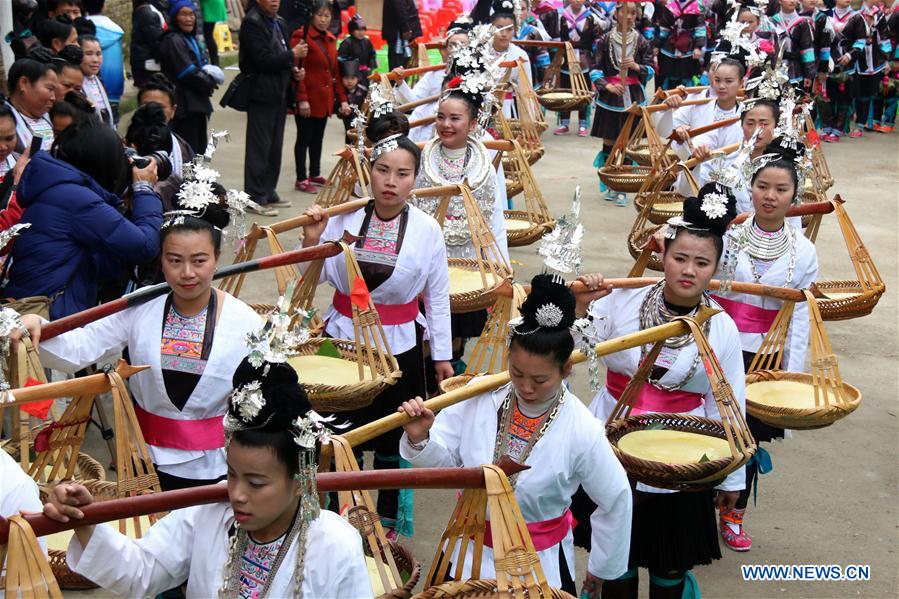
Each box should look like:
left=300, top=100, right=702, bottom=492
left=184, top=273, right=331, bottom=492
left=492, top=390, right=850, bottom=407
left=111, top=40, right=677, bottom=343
left=2, top=122, right=163, bottom=319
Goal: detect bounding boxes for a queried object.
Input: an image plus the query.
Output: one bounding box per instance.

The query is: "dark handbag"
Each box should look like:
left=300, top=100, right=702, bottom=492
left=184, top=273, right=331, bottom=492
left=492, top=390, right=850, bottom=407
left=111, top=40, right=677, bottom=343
left=220, top=72, right=253, bottom=112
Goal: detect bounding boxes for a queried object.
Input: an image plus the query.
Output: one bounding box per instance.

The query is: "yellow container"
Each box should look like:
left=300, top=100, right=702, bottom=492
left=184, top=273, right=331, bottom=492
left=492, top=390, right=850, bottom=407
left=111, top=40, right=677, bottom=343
left=213, top=22, right=235, bottom=53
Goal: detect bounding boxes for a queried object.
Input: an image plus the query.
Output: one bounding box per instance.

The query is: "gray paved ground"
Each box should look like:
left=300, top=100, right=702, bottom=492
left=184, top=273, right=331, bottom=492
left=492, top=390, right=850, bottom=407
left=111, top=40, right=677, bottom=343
left=66, top=95, right=898, bottom=597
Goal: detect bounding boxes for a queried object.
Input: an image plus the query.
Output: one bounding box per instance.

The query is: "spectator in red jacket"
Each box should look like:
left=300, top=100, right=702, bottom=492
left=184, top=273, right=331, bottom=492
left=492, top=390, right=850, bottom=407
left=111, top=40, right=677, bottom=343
left=291, top=0, right=349, bottom=194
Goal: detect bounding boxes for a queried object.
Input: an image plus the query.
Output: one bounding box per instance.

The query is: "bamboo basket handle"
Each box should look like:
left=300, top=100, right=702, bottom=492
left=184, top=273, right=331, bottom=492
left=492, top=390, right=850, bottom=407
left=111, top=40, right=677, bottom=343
left=804, top=290, right=850, bottom=408
left=679, top=317, right=753, bottom=464
left=329, top=436, right=404, bottom=594
left=607, top=341, right=665, bottom=422
left=3, top=516, right=63, bottom=599
left=746, top=301, right=795, bottom=374
left=260, top=226, right=296, bottom=296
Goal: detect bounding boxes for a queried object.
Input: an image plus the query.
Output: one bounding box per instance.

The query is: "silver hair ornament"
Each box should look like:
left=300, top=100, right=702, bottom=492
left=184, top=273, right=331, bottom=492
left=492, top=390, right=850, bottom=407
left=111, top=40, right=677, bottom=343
left=538, top=187, right=583, bottom=275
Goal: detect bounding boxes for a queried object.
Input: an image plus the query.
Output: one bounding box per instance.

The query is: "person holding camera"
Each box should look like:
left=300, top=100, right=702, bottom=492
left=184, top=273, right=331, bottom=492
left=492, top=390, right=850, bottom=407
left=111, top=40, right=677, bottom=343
left=239, top=0, right=307, bottom=217
left=1, top=122, right=163, bottom=319
left=159, top=0, right=224, bottom=154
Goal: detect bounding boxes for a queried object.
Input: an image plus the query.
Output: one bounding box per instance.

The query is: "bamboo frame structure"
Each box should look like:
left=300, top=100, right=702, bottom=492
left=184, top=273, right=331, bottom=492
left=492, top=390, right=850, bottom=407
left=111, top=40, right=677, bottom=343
left=496, top=138, right=555, bottom=247
left=418, top=184, right=514, bottom=313
left=605, top=316, right=756, bottom=490
left=287, top=242, right=401, bottom=412
left=536, top=42, right=592, bottom=112
left=745, top=291, right=862, bottom=428
left=218, top=199, right=370, bottom=300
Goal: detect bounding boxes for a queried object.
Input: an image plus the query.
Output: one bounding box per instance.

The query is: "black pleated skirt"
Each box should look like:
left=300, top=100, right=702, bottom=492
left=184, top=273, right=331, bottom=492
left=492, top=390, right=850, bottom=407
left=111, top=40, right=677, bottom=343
left=572, top=485, right=721, bottom=573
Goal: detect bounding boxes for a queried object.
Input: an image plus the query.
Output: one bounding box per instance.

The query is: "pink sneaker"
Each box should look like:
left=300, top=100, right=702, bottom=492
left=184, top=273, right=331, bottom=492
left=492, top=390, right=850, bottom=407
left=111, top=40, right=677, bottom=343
left=554, top=125, right=570, bottom=135
left=719, top=507, right=752, bottom=552
left=849, top=129, right=863, bottom=138
left=823, top=133, right=839, bottom=143
left=295, top=179, right=317, bottom=194
left=577, top=126, right=589, bottom=137
left=309, top=175, right=328, bottom=185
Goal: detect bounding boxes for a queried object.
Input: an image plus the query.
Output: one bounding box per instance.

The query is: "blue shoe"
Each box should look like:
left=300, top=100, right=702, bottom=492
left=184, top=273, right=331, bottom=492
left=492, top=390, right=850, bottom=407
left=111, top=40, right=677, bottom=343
left=615, top=193, right=629, bottom=207
left=604, top=189, right=617, bottom=202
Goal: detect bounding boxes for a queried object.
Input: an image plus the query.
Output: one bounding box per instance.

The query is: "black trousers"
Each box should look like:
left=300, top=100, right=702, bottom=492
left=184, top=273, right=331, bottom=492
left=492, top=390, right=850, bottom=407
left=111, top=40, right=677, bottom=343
left=173, top=112, right=209, bottom=155
left=387, top=48, right=409, bottom=70
left=245, top=102, right=287, bottom=205
left=203, top=21, right=219, bottom=66
left=294, top=115, right=328, bottom=180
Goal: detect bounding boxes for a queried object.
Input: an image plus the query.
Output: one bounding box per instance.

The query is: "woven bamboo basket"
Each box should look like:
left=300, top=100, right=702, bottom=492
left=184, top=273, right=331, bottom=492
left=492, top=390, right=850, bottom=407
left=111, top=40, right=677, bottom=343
left=605, top=413, right=746, bottom=491
left=505, top=170, right=524, bottom=198
left=414, top=579, right=575, bottom=599
left=536, top=88, right=592, bottom=111
left=503, top=146, right=543, bottom=170
left=812, top=280, right=884, bottom=321
left=604, top=316, right=755, bottom=490
left=288, top=338, right=402, bottom=412
left=504, top=210, right=555, bottom=248
left=448, top=259, right=509, bottom=313
left=376, top=542, right=421, bottom=599
left=438, top=373, right=476, bottom=394
left=745, top=370, right=862, bottom=430
left=3, top=445, right=105, bottom=484
left=626, top=144, right=679, bottom=167
left=634, top=191, right=685, bottom=225
left=599, top=164, right=676, bottom=193
left=627, top=225, right=663, bottom=271
left=508, top=118, right=548, bottom=136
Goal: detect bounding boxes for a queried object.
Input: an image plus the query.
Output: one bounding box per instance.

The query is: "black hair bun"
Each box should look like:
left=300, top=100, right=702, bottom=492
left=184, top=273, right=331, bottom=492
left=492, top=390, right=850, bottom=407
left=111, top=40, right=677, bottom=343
left=57, top=43, right=83, bottom=66
left=229, top=356, right=312, bottom=431
left=144, top=72, right=176, bottom=94
left=763, top=136, right=806, bottom=163
left=492, top=0, right=516, bottom=18
left=366, top=111, right=410, bottom=142
left=26, top=46, right=55, bottom=64
left=519, top=274, right=576, bottom=330
left=126, top=102, right=172, bottom=156
left=682, top=182, right=737, bottom=237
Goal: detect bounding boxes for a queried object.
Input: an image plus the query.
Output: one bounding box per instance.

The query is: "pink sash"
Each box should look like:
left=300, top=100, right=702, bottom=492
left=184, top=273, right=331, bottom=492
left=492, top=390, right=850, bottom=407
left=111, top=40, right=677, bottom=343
left=606, top=370, right=703, bottom=414
left=133, top=403, right=224, bottom=450
left=606, top=75, right=641, bottom=86
left=332, top=291, right=419, bottom=325
left=711, top=295, right=778, bottom=334
left=484, top=509, right=575, bottom=552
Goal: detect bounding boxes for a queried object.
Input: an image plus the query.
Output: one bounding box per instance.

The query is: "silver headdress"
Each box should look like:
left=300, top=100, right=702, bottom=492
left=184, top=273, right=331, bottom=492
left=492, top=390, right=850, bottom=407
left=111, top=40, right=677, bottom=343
left=370, top=133, right=402, bottom=164
left=368, top=83, right=395, bottom=120
left=442, top=23, right=499, bottom=135
left=166, top=129, right=262, bottom=243
left=709, top=14, right=768, bottom=71
left=244, top=282, right=316, bottom=369
left=350, top=106, right=367, bottom=154
left=708, top=126, right=763, bottom=191
left=537, top=186, right=583, bottom=275
left=0, top=306, right=24, bottom=393
left=744, top=43, right=788, bottom=102
left=748, top=86, right=813, bottom=193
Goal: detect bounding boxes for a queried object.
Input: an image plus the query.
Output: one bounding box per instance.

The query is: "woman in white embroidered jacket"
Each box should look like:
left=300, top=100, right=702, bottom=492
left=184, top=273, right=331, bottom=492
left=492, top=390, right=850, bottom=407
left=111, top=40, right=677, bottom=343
left=711, top=138, right=818, bottom=552
left=18, top=202, right=261, bottom=491
left=41, top=356, right=371, bottom=598
left=301, top=120, right=453, bottom=540
left=398, top=274, right=632, bottom=599
left=573, top=184, right=747, bottom=599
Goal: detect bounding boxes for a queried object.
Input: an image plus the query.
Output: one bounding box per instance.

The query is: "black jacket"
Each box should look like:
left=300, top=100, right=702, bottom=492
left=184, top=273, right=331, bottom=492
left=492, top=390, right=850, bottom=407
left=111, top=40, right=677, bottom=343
left=338, top=36, right=378, bottom=73
left=130, top=2, right=167, bottom=74
left=382, top=0, right=422, bottom=45
left=159, top=30, right=216, bottom=116
left=238, top=6, right=295, bottom=107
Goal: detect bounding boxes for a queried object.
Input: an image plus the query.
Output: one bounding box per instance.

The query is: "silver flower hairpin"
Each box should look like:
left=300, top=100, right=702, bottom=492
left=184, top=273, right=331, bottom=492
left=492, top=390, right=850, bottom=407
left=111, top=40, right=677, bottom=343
left=701, top=191, right=729, bottom=220
left=535, top=303, right=564, bottom=328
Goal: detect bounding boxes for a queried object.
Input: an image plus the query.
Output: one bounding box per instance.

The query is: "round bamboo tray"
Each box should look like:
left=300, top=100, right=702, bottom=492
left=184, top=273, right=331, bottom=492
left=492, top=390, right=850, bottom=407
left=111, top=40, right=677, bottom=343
left=625, top=144, right=679, bottom=167
left=628, top=225, right=664, bottom=271
left=745, top=370, right=862, bottom=429
left=448, top=259, right=510, bottom=314
left=415, top=580, right=575, bottom=599
left=504, top=210, right=555, bottom=248
left=503, top=147, right=544, bottom=172
left=505, top=171, right=524, bottom=198
left=438, top=373, right=476, bottom=394
left=634, top=191, right=686, bottom=225
left=812, top=280, right=885, bottom=321
left=536, top=88, right=592, bottom=111
left=507, top=119, right=548, bottom=137
left=606, top=413, right=751, bottom=491
left=288, top=338, right=401, bottom=412
left=599, top=165, right=674, bottom=193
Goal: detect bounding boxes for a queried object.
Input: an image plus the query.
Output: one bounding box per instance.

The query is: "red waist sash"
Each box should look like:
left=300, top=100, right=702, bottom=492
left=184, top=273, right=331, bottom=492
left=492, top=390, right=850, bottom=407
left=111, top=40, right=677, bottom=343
left=133, top=403, right=224, bottom=451
left=606, top=75, right=641, bottom=86
left=484, top=509, right=575, bottom=552
left=606, top=370, right=703, bottom=414
left=711, top=294, right=779, bottom=334
left=332, top=291, right=419, bottom=325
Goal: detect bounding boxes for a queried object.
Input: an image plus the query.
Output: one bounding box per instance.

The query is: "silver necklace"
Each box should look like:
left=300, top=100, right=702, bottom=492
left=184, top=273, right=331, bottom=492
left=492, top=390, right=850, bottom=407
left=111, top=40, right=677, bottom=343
left=492, top=386, right=565, bottom=488
left=638, top=282, right=710, bottom=392
left=737, top=219, right=797, bottom=285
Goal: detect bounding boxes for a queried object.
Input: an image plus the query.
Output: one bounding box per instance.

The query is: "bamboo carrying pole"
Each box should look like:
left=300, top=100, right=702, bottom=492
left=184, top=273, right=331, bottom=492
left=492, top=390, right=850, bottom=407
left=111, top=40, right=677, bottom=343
left=240, top=199, right=370, bottom=242
left=38, top=240, right=350, bottom=341
left=0, top=461, right=528, bottom=544
left=396, top=94, right=441, bottom=112
left=337, top=308, right=719, bottom=450
left=671, top=115, right=742, bottom=141
left=0, top=363, right=147, bottom=408
left=369, top=63, right=445, bottom=81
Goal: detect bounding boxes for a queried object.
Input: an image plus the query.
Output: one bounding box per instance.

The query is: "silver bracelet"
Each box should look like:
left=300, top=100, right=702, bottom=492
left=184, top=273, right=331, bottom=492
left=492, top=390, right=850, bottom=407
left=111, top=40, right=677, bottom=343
left=131, top=180, right=155, bottom=195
